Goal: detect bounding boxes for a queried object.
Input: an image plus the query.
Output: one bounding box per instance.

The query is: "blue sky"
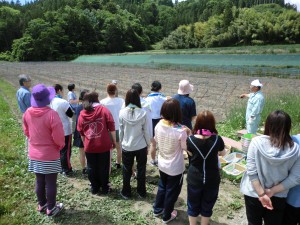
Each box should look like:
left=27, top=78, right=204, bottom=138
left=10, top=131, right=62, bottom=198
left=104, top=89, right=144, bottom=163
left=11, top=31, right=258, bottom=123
left=13, top=0, right=300, bottom=11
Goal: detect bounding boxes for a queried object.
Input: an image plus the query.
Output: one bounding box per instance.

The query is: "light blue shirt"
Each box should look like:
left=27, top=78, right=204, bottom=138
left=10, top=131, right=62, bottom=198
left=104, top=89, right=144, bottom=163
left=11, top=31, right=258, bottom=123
left=67, top=91, right=77, bottom=110
left=16, top=86, right=31, bottom=113
left=246, top=90, right=264, bottom=121
left=287, top=135, right=300, bottom=207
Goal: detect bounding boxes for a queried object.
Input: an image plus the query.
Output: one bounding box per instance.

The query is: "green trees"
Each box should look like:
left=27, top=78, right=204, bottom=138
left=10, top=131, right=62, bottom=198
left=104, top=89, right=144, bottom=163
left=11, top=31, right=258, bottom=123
left=0, top=6, right=22, bottom=52
left=0, top=0, right=299, bottom=61
left=7, top=3, right=150, bottom=61
left=162, top=5, right=300, bottom=49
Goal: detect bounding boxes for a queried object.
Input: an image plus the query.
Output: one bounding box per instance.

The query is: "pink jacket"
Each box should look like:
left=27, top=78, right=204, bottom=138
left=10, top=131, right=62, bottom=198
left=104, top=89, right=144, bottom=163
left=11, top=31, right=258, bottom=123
left=23, top=107, right=65, bottom=161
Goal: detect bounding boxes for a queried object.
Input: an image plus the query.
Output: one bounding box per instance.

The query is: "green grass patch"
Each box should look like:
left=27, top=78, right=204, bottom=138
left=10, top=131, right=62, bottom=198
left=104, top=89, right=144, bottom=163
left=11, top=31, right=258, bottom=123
left=218, top=91, right=300, bottom=139
left=0, top=79, right=36, bottom=225
left=147, top=44, right=300, bottom=55
left=0, top=78, right=162, bottom=225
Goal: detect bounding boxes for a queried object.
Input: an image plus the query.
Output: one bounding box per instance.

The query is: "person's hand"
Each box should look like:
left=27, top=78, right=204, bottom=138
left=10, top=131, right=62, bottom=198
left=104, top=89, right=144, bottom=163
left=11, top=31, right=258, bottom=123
left=112, top=142, right=116, bottom=149
left=265, top=189, right=274, bottom=198
left=183, top=127, right=191, bottom=136
left=258, top=194, right=273, bottom=210
left=240, top=94, right=246, bottom=98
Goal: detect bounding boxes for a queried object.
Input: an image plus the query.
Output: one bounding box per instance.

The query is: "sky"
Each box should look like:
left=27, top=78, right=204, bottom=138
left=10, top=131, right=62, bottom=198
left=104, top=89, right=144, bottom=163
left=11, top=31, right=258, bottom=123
left=13, top=0, right=300, bottom=11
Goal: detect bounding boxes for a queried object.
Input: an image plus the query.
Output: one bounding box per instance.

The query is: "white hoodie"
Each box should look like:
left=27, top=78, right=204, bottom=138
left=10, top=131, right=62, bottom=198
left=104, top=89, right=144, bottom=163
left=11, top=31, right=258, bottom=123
left=119, top=104, right=151, bottom=151
left=240, top=135, right=300, bottom=198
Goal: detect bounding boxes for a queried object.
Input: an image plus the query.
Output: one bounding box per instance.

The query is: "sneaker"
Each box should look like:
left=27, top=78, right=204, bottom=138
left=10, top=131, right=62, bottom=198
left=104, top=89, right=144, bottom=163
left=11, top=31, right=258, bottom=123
left=162, top=210, right=177, bottom=224
left=37, top=203, right=47, bottom=213
left=102, top=187, right=113, bottom=195
left=62, top=169, right=73, bottom=177
left=150, top=159, right=158, bottom=166
left=120, top=191, right=130, bottom=200
left=115, top=163, right=121, bottom=169
left=47, top=203, right=64, bottom=217
left=90, top=188, right=99, bottom=195
left=137, top=192, right=147, bottom=199
left=153, top=209, right=164, bottom=217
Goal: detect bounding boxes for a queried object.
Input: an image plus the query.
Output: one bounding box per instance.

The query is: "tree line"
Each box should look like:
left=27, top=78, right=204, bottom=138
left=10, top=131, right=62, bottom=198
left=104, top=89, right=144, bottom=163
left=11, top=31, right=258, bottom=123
left=0, top=0, right=298, bottom=61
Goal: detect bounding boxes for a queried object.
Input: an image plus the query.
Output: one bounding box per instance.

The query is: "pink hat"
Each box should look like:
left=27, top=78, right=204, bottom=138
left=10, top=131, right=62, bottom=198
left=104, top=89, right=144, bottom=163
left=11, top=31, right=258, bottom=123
left=178, top=80, right=193, bottom=95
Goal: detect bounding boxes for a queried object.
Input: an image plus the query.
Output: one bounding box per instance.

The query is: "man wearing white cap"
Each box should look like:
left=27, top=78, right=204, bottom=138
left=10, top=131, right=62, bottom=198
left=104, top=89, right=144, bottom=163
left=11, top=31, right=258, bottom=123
left=173, top=80, right=196, bottom=130
left=240, top=79, right=265, bottom=134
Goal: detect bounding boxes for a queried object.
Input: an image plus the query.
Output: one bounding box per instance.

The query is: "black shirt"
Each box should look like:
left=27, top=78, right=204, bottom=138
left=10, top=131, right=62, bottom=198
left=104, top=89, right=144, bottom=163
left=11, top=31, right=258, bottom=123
left=187, top=135, right=225, bottom=188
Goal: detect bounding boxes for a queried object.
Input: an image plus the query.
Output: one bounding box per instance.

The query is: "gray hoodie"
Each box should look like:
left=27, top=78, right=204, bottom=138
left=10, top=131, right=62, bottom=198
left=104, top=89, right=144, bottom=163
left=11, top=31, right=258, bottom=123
left=240, top=135, right=300, bottom=198
left=119, top=105, right=151, bottom=151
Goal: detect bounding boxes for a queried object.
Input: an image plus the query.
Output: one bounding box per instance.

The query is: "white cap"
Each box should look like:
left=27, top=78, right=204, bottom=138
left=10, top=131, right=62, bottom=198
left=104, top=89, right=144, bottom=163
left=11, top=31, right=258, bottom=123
left=112, top=80, right=118, bottom=85
left=251, top=79, right=263, bottom=87
left=178, top=80, right=194, bottom=95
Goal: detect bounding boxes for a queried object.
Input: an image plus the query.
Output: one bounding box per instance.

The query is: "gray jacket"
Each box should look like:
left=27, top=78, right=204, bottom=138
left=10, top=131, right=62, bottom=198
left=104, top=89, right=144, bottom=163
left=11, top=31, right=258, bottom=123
left=240, top=135, right=300, bottom=198
left=119, top=105, right=151, bottom=151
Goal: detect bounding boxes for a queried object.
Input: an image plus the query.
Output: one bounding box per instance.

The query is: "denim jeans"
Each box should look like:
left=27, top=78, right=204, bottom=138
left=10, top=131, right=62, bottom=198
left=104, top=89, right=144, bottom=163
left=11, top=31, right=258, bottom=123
left=153, top=170, right=184, bottom=221
left=121, top=147, right=147, bottom=197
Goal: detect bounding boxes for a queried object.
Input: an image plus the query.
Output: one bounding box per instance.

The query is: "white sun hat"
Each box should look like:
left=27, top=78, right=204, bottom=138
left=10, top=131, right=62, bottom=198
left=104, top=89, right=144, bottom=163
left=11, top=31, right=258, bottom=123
left=178, top=80, right=194, bottom=95
left=251, top=79, right=263, bottom=87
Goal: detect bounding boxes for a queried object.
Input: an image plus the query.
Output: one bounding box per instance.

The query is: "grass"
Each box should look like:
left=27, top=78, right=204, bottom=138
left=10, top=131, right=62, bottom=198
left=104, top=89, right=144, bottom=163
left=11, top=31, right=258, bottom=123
left=0, top=79, right=35, bottom=225
left=148, top=44, right=300, bottom=55
left=217, top=91, right=300, bottom=139
left=0, top=78, right=160, bottom=225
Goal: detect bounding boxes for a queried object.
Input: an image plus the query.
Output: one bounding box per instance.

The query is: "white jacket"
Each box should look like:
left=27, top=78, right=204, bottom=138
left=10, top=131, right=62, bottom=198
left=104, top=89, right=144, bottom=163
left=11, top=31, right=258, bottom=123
left=119, top=104, right=151, bottom=151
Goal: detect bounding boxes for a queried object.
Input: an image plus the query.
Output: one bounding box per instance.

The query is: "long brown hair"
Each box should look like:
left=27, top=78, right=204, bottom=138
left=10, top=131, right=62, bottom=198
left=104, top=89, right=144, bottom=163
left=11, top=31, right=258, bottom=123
left=264, top=110, right=293, bottom=148
left=193, top=110, right=218, bottom=134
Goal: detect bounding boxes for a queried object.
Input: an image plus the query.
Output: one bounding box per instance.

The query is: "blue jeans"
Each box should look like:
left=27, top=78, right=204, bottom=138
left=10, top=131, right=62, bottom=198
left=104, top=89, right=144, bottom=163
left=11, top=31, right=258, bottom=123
left=153, top=170, right=184, bottom=221
left=187, top=184, right=219, bottom=217
left=121, top=147, right=147, bottom=197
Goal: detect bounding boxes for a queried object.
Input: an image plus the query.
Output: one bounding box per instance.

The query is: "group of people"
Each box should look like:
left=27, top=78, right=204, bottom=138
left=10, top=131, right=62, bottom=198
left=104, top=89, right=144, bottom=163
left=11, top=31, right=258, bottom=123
left=16, top=74, right=300, bottom=225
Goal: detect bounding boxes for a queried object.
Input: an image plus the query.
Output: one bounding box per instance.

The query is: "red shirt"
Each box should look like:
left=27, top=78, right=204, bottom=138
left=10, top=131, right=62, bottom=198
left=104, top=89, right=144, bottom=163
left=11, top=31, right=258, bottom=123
left=77, top=105, right=115, bottom=153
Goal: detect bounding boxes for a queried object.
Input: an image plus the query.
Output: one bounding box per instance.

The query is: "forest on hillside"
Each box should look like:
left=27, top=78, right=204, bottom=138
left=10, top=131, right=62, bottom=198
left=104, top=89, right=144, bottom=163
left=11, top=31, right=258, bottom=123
left=0, top=0, right=299, bottom=61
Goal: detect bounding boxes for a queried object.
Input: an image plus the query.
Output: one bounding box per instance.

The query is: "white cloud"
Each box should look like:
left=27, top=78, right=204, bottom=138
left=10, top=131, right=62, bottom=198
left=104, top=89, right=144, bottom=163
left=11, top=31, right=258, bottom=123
left=285, top=0, right=300, bottom=11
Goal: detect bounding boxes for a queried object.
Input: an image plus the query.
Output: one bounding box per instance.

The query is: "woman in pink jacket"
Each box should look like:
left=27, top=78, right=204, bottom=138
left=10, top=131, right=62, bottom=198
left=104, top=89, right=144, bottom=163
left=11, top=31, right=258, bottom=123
left=23, top=84, right=65, bottom=217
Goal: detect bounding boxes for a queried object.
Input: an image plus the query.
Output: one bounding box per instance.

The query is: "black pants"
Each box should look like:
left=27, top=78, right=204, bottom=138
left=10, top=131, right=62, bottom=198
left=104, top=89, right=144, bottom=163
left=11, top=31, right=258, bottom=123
left=244, top=195, right=286, bottom=225
left=121, top=147, right=147, bottom=197
left=85, top=151, right=110, bottom=194
left=153, top=170, right=183, bottom=221
left=283, top=203, right=300, bottom=225
left=60, top=134, right=72, bottom=172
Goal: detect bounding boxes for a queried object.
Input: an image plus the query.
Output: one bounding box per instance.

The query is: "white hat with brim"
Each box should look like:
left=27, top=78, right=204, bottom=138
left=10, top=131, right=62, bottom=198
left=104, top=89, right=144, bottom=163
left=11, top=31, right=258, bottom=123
left=178, top=80, right=194, bottom=95
left=251, top=79, right=263, bottom=87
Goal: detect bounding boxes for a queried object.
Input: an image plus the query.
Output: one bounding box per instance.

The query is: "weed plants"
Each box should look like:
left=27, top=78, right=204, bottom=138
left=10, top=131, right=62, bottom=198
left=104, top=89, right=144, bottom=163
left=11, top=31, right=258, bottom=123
left=218, top=91, right=300, bottom=139
left=0, top=79, right=169, bottom=225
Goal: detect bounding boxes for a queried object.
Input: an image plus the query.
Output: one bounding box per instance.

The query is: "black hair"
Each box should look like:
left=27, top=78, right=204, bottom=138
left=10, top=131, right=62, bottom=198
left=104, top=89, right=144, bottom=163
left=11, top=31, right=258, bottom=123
left=132, top=83, right=143, bottom=95
left=125, top=89, right=141, bottom=108
left=68, top=83, right=75, bottom=91
left=79, top=89, right=89, bottom=101
left=264, top=110, right=293, bottom=148
left=151, top=81, right=162, bottom=92
left=54, top=84, right=63, bottom=93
